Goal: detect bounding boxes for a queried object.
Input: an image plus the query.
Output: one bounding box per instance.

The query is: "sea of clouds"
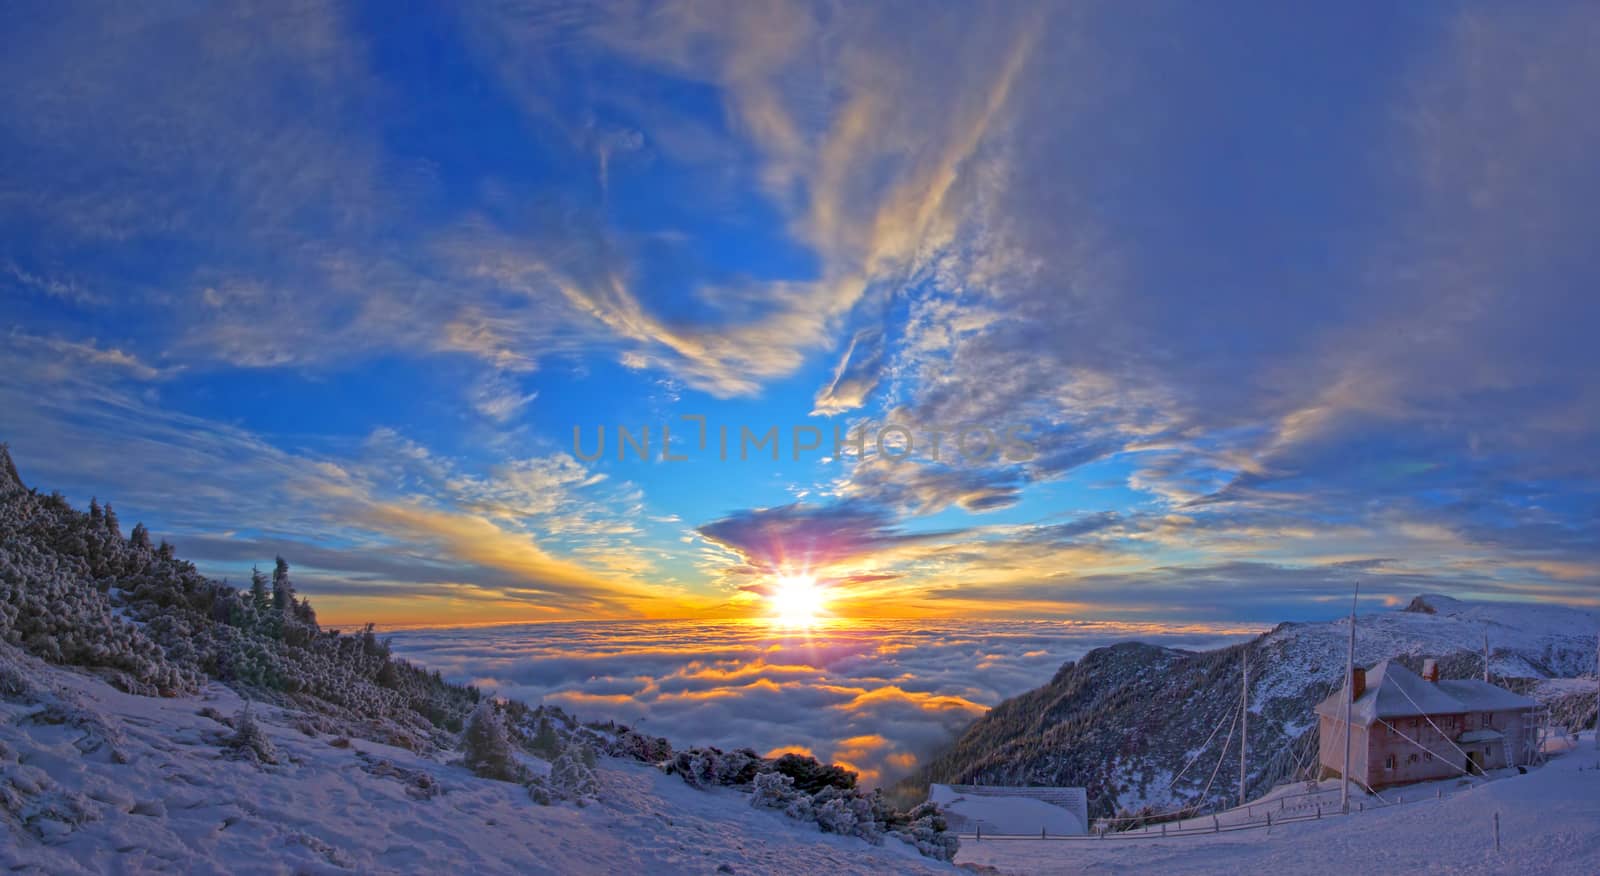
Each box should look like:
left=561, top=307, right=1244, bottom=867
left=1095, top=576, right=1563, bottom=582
left=387, top=619, right=1257, bottom=787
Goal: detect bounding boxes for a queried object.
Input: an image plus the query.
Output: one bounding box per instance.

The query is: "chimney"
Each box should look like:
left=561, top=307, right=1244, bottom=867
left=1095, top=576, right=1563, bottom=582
left=1422, top=658, right=1439, bottom=683
left=1351, top=667, right=1366, bottom=700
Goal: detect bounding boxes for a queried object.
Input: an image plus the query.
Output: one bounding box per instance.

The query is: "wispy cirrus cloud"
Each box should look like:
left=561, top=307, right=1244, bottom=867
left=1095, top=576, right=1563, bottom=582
left=1, top=0, right=1595, bottom=628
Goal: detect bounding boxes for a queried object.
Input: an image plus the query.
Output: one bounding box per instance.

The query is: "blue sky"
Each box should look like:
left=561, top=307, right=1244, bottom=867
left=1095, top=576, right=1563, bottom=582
left=2, top=0, right=1596, bottom=625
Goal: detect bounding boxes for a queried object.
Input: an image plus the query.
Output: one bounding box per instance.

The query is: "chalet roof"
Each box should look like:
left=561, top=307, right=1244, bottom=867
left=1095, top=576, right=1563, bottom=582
left=1314, top=659, right=1537, bottom=726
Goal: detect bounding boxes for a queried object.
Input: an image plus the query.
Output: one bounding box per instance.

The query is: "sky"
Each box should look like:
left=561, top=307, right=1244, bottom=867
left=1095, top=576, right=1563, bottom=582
left=2, top=0, right=1597, bottom=628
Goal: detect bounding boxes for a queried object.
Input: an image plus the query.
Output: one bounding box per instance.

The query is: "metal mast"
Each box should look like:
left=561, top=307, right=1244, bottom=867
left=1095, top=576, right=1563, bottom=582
left=1340, top=581, right=1358, bottom=814
left=1483, top=629, right=1491, bottom=684
left=1239, top=649, right=1248, bottom=807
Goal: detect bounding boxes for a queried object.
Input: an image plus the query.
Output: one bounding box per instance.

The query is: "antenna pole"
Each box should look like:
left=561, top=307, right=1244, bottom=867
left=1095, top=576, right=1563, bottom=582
left=1483, top=629, right=1490, bottom=684
left=1341, top=582, right=1358, bottom=815
left=1240, top=650, right=1249, bottom=807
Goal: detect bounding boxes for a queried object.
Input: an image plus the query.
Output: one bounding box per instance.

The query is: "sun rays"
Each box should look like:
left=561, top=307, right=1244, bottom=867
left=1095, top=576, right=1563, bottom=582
left=769, top=574, right=827, bottom=627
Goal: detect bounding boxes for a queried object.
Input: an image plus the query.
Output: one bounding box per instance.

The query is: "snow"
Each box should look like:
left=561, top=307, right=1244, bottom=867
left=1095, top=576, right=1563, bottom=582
left=1314, top=659, right=1536, bottom=724
left=957, top=733, right=1600, bottom=875
left=1253, top=595, right=1599, bottom=721
left=928, top=787, right=1085, bottom=837
left=1, top=650, right=957, bottom=875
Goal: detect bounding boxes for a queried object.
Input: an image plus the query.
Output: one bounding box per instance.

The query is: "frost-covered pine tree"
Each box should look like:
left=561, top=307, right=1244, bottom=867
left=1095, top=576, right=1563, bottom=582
left=531, top=714, right=562, bottom=758
left=293, top=597, right=318, bottom=627
left=129, top=522, right=151, bottom=551
left=249, top=566, right=271, bottom=614
left=463, top=701, right=521, bottom=782
left=102, top=502, right=119, bottom=536
left=227, top=702, right=279, bottom=764
left=0, top=444, right=20, bottom=489
left=271, top=556, right=294, bottom=613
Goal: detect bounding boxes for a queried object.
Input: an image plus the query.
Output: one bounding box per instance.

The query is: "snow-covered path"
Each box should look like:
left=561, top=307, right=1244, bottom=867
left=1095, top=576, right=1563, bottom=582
left=1, top=653, right=955, bottom=875
left=958, top=734, right=1600, bottom=875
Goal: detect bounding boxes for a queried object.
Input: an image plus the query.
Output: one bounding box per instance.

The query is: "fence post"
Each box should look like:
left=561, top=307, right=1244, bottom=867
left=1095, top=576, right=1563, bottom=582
left=976, top=825, right=980, bottom=843
left=1317, top=805, right=1322, bottom=820
left=1212, top=815, right=1219, bottom=833
left=1042, top=826, right=1047, bottom=840
left=1161, top=822, right=1167, bottom=837
left=1266, top=812, right=1272, bottom=832
left=1494, top=812, right=1501, bottom=852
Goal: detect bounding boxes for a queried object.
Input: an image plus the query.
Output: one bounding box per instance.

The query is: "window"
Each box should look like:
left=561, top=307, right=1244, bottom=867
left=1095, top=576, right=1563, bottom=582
left=1425, top=752, right=1434, bottom=762
left=1407, top=754, right=1420, bottom=765
left=1384, top=755, right=1396, bottom=771
left=1481, top=713, right=1492, bottom=729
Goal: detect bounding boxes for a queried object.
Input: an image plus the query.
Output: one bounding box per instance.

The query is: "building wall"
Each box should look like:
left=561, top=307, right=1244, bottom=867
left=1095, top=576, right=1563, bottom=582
left=1366, top=713, right=1467, bottom=786
left=1363, top=708, right=1533, bottom=788
left=1316, top=715, right=1369, bottom=784
left=1319, top=708, right=1536, bottom=789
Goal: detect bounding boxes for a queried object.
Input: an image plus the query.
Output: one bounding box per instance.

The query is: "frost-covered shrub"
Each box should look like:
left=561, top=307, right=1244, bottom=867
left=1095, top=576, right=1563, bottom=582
left=529, top=744, right=600, bottom=806
left=0, top=643, right=39, bottom=700
left=812, top=786, right=881, bottom=842
left=550, top=743, right=600, bottom=805
left=226, top=703, right=279, bottom=764
left=746, top=764, right=957, bottom=860
left=772, top=752, right=857, bottom=794
left=750, top=770, right=816, bottom=821
left=666, top=746, right=765, bottom=789
left=608, top=728, right=673, bottom=763
left=358, top=753, right=442, bottom=800
left=463, top=701, right=523, bottom=782
left=887, top=802, right=960, bottom=862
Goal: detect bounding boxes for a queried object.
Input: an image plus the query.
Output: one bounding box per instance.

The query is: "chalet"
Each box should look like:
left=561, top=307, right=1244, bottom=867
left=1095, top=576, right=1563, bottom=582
left=1315, top=658, right=1538, bottom=789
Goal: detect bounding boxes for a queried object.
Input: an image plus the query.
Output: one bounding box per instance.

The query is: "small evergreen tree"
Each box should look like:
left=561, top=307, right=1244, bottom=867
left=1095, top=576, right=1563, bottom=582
left=271, top=556, right=294, bottom=613
left=227, top=702, right=279, bottom=764
left=463, top=701, right=521, bottom=781
left=0, top=443, right=20, bottom=489
left=89, top=498, right=102, bottom=524
left=531, top=714, right=563, bottom=758
left=249, top=566, right=271, bottom=614
left=294, top=597, right=318, bottom=627
left=157, top=540, right=175, bottom=561
left=102, top=502, right=119, bottom=536
left=130, top=523, right=151, bottom=551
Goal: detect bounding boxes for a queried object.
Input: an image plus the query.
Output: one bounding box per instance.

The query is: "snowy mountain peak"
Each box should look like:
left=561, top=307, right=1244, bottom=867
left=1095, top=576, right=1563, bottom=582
left=1403, top=593, right=1462, bottom=614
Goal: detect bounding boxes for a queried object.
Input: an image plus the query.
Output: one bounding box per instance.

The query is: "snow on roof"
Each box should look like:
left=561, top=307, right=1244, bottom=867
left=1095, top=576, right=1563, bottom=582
left=1314, top=659, right=1537, bottom=725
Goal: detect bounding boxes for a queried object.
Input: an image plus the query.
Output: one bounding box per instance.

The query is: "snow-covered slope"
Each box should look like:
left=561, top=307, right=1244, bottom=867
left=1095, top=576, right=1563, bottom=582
left=0, top=643, right=956, bottom=875
left=957, top=734, right=1600, bottom=875
left=0, top=446, right=963, bottom=871
left=1259, top=594, right=1600, bottom=708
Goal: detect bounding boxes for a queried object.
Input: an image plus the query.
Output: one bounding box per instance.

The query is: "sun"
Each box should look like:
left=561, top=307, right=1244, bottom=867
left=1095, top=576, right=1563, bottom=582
left=769, top=574, right=826, bottom=627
